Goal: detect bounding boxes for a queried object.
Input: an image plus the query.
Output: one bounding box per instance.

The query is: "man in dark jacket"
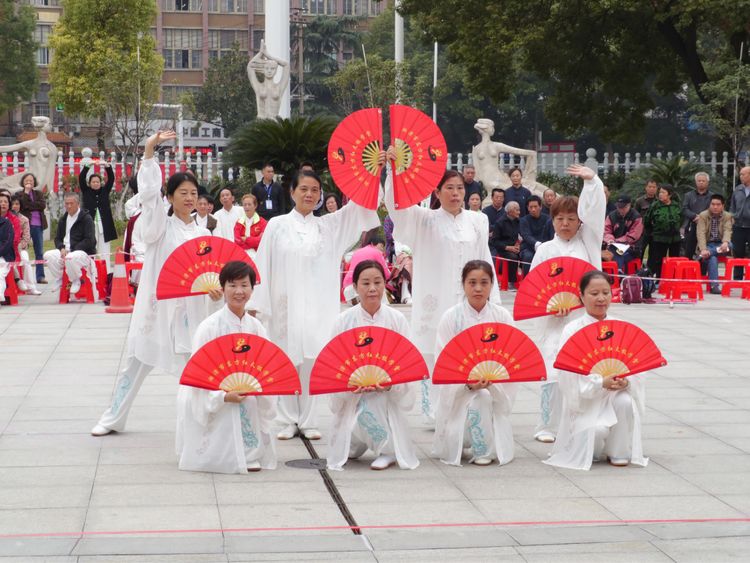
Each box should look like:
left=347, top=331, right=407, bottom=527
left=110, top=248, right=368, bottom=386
left=505, top=167, right=533, bottom=217
left=43, top=192, right=97, bottom=294
left=252, top=163, right=284, bottom=220
left=462, top=165, right=484, bottom=209
left=519, top=195, right=553, bottom=274
left=80, top=162, right=117, bottom=271
left=482, top=188, right=506, bottom=237
left=491, top=201, right=522, bottom=288
left=682, top=172, right=714, bottom=259
left=730, top=166, right=750, bottom=279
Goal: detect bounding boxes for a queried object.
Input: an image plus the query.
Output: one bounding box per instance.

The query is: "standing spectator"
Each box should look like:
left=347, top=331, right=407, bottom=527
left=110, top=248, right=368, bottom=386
left=467, top=193, right=482, bottom=212
left=213, top=187, right=244, bottom=241
left=10, top=195, right=41, bottom=295
left=634, top=179, right=659, bottom=259
left=541, top=188, right=556, bottom=216
left=603, top=194, right=644, bottom=274
left=79, top=161, right=117, bottom=271
left=519, top=195, right=553, bottom=274
left=505, top=167, right=533, bottom=217
left=482, top=188, right=506, bottom=238
left=491, top=201, right=522, bottom=288
left=729, top=166, right=750, bottom=279
left=697, top=194, right=733, bottom=294
left=193, top=194, right=217, bottom=234
left=603, top=185, right=616, bottom=217
left=252, top=163, right=284, bottom=221
left=0, top=193, right=17, bottom=301
left=16, top=173, right=47, bottom=284
left=234, top=193, right=267, bottom=259
left=462, top=164, right=483, bottom=208
left=324, top=193, right=341, bottom=215
left=341, top=233, right=390, bottom=304
left=643, top=184, right=682, bottom=279
left=43, top=192, right=97, bottom=295
left=682, top=172, right=714, bottom=259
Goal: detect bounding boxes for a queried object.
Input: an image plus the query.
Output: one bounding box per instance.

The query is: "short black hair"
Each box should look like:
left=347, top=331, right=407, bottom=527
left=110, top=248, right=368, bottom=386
left=197, top=193, right=214, bottom=204
left=352, top=259, right=386, bottom=285
left=292, top=169, right=322, bottom=190
left=218, top=187, right=234, bottom=198
left=461, top=260, right=494, bottom=283
left=19, top=173, right=38, bottom=188
left=491, top=188, right=505, bottom=197
left=527, top=195, right=542, bottom=208
left=710, top=193, right=725, bottom=204
left=219, top=260, right=256, bottom=288
left=166, top=172, right=200, bottom=197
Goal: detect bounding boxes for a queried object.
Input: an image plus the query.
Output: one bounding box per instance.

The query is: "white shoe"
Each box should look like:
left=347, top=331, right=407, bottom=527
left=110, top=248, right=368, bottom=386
left=277, top=424, right=298, bottom=440
left=402, top=297, right=412, bottom=305
left=17, top=280, right=28, bottom=291
left=370, top=454, right=397, bottom=470
left=28, top=288, right=42, bottom=295
left=302, top=428, right=321, bottom=440
left=246, top=461, right=262, bottom=472
left=69, top=279, right=81, bottom=294
left=534, top=431, right=556, bottom=443
left=90, top=424, right=113, bottom=436
left=472, top=456, right=494, bottom=466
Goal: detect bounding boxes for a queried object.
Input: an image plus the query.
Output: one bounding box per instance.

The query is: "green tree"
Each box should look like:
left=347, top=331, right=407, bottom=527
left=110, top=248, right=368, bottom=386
left=48, top=0, right=162, bottom=153
left=0, top=0, right=38, bottom=116
left=190, top=45, right=256, bottom=137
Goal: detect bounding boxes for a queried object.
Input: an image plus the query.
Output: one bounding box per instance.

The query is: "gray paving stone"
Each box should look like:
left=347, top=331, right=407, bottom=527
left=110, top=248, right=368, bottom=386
left=73, top=535, right=225, bottom=556
left=0, top=537, right=78, bottom=557
left=506, top=524, right=654, bottom=546
left=365, top=528, right=516, bottom=550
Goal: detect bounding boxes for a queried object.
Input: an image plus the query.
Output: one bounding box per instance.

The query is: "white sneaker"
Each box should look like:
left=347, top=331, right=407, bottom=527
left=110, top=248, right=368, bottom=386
left=277, top=424, right=298, bottom=440
left=534, top=431, right=556, bottom=443
left=69, top=279, right=81, bottom=295
left=246, top=461, right=262, bottom=472
left=90, top=424, right=113, bottom=436
left=17, top=280, right=28, bottom=291
left=370, top=455, right=396, bottom=470
left=302, top=428, right=322, bottom=440
left=472, top=456, right=494, bottom=466
left=27, top=288, right=42, bottom=295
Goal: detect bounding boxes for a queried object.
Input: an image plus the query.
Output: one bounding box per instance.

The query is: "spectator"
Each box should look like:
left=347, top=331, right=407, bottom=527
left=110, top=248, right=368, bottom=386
left=462, top=164, right=484, bottom=208
left=79, top=161, right=117, bottom=271
left=467, top=192, right=482, bottom=212
left=541, top=188, right=556, bottom=216
left=43, top=192, right=97, bottom=295
left=604, top=194, right=644, bottom=274
left=213, top=187, right=244, bottom=241
left=252, top=163, right=284, bottom=220
left=482, top=188, right=506, bottom=237
left=0, top=191, right=21, bottom=261
left=390, top=240, right=414, bottom=304
left=729, top=166, right=750, bottom=279
left=491, top=201, right=522, bottom=288
left=124, top=175, right=141, bottom=219
left=603, top=185, right=616, bottom=217
left=10, top=195, right=41, bottom=295
left=697, top=193, right=733, bottom=294
left=682, top=171, right=714, bottom=259
left=324, top=192, right=341, bottom=214
left=342, top=232, right=390, bottom=304
left=234, top=193, right=267, bottom=258
left=0, top=193, right=17, bottom=301
left=383, top=214, right=395, bottom=263
left=634, top=179, right=659, bottom=259
left=519, top=195, right=553, bottom=274
left=504, top=167, right=533, bottom=217
left=643, top=184, right=682, bottom=279
left=16, top=173, right=47, bottom=284
left=193, top=194, right=217, bottom=234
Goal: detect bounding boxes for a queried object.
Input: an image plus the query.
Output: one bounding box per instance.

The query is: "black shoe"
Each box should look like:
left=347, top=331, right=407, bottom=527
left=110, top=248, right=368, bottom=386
left=710, top=286, right=721, bottom=295
left=37, top=278, right=48, bottom=284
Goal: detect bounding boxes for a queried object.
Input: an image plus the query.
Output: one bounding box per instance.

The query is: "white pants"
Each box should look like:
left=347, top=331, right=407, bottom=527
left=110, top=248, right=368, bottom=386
left=97, top=357, right=154, bottom=432
left=349, top=393, right=395, bottom=459
left=43, top=249, right=91, bottom=289
left=421, top=353, right=439, bottom=425
left=462, top=390, right=496, bottom=460
left=0, top=259, right=9, bottom=298
left=96, top=230, right=111, bottom=273
left=594, top=390, right=635, bottom=461
left=534, top=381, right=562, bottom=438
left=277, top=358, right=319, bottom=430
left=16, top=250, right=38, bottom=292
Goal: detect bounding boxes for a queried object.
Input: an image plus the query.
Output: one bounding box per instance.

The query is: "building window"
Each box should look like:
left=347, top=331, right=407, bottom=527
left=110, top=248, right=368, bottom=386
left=344, top=0, right=382, bottom=16
left=35, top=24, right=52, bottom=66
left=208, top=0, right=248, bottom=12
left=161, top=85, right=201, bottom=104
left=301, top=0, right=337, bottom=15
left=162, top=0, right=203, bottom=11
left=34, top=103, right=51, bottom=117
left=163, top=29, right=203, bottom=69
left=252, top=30, right=265, bottom=52
left=254, top=1, right=264, bottom=13
left=208, top=29, right=249, bottom=61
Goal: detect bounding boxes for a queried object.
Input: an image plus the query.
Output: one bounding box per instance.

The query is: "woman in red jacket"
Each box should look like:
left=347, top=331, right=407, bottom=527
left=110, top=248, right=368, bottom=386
left=234, top=193, right=267, bottom=258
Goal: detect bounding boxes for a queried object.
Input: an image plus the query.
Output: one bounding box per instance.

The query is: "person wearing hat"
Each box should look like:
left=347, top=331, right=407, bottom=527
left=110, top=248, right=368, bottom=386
left=603, top=194, right=644, bottom=274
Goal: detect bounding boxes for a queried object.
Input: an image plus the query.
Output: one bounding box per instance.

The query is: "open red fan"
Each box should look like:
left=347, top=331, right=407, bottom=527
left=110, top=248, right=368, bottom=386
left=309, top=327, right=428, bottom=395
left=433, top=323, right=546, bottom=384
left=513, top=257, right=597, bottom=321
left=181, top=333, right=300, bottom=395
left=389, top=104, right=448, bottom=208
left=554, top=320, right=667, bottom=378
left=156, top=236, right=260, bottom=300
left=328, top=108, right=383, bottom=210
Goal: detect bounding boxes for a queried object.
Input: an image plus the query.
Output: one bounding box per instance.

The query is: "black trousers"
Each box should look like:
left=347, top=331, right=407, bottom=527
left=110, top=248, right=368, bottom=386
left=731, top=227, right=750, bottom=279
left=497, top=250, right=520, bottom=283
left=683, top=222, right=699, bottom=259
left=648, top=241, right=682, bottom=279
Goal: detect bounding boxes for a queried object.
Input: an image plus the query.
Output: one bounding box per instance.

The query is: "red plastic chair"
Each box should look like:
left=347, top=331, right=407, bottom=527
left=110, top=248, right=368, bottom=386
left=59, top=268, right=95, bottom=304
left=3, top=272, right=19, bottom=305
left=626, top=258, right=642, bottom=275
left=668, top=260, right=704, bottom=300
left=601, top=261, right=620, bottom=289
left=659, top=257, right=689, bottom=296
left=125, top=261, right=143, bottom=302
left=94, top=259, right=107, bottom=300
left=721, top=258, right=750, bottom=297
left=493, top=256, right=509, bottom=291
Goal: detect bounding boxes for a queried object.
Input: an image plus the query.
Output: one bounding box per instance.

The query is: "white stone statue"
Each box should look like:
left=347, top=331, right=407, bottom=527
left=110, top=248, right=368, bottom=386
left=471, top=118, right=546, bottom=196
left=0, top=116, right=59, bottom=195
left=247, top=39, right=291, bottom=119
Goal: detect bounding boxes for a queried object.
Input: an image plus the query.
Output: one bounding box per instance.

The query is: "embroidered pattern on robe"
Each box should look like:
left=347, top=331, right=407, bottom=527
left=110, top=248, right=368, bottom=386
left=467, top=408, right=489, bottom=457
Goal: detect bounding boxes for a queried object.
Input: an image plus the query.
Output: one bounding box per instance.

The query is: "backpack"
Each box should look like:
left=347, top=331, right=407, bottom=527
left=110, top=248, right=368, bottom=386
left=636, top=266, right=656, bottom=299
left=621, top=276, right=643, bottom=304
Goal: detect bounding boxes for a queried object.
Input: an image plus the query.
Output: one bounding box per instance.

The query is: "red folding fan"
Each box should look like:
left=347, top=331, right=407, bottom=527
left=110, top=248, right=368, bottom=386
left=389, top=105, right=448, bottom=209
left=433, top=323, right=546, bottom=384
left=156, top=236, right=260, bottom=300
left=513, top=257, right=597, bottom=321
left=328, top=108, right=383, bottom=210
left=309, top=327, right=428, bottom=395
left=554, top=320, right=667, bottom=378
left=181, top=333, right=300, bottom=395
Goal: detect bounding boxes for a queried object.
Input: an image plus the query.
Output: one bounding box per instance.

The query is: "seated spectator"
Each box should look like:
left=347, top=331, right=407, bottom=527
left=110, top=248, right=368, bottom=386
left=542, top=188, right=557, bottom=215
left=491, top=201, right=522, bottom=289
left=603, top=194, right=644, bottom=274
left=482, top=188, right=506, bottom=237
left=234, top=193, right=267, bottom=258
left=0, top=193, right=17, bottom=302
left=383, top=214, right=395, bottom=263
left=342, top=232, right=390, bottom=304
left=696, top=194, right=733, bottom=294
left=467, top=192, right=482, bottom=212
left=390, top=240, right=413, bottom=304
left=43, top=192, right=97, bottom=295
left=193, top=194, right=217, bottom=233
left=324, top=192, right=341, bottom=214
left=10, top=195, right=41, bottom=295
left=519, top=195, right=553, bottom=274
left=505, top=168, right=533, bottom=217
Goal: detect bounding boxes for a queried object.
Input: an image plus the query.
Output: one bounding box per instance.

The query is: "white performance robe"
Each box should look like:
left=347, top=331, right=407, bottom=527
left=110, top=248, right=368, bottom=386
left=433, top=299, right=519, bottom=466
left=544, top=313, right=648, bottom=471
left=326, top=304, right=420, bottom=471
left=176, top=305, right=277, bottom=473
left=213, top=206, right=244, bottom=241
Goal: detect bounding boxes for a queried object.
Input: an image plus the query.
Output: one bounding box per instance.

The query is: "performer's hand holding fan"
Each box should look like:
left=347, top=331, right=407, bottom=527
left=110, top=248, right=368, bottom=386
left=181, top=333, right=300, bottom=395
left=309, top=327, right=427, bottom=395
left=156, top=236, right=260, bottom=300
left=433, top=323, right=546, bottom=384
left=513, top=257, right=596, bottom=321
left=554, top=320, right=667, bottom=378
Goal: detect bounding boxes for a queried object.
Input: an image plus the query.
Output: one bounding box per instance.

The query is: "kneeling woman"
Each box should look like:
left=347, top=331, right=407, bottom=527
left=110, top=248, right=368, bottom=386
left=326, top=260, right=419, bottom=471
left=433, top=260, right=518, bottom=466
left=545, top=270, right=647, bottom=470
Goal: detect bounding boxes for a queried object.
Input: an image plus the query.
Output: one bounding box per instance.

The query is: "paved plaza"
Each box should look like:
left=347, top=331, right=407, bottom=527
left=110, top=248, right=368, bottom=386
left=1, top=290, right=750, bottom=562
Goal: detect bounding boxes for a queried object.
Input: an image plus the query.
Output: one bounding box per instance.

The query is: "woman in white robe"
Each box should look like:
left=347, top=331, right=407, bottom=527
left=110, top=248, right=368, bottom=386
left=528, top=165, right=606, bottom=443
left=92, top=131, right=220, bottom=436
left=433, top=260, right=518, bottom=466
left=177, top=261, right=276, bottom=473
left=384, top=152, right=500, bottom=422
left=249, top=166, right=381, bottom=440
left=326, top=260, right=419, bottom=471
left=545, top=270, right=647, bottom=470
